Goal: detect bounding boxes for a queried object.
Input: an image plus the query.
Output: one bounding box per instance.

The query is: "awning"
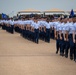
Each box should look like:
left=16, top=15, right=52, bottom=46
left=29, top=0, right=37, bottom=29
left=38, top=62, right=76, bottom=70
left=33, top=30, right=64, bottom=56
left=44, top=8, right=64, bottom=13
left=18, top=9, right=41, bottom=13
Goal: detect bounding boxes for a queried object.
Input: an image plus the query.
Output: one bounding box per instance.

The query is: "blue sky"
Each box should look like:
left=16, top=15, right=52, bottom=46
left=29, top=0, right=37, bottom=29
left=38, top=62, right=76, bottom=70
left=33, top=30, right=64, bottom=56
left=0, top=0, right=76, bottom=16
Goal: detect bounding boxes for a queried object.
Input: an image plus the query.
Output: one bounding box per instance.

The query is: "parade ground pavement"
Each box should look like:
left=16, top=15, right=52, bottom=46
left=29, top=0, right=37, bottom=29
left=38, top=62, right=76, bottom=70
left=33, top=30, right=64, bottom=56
left=0, top=28, right=76, bottom=75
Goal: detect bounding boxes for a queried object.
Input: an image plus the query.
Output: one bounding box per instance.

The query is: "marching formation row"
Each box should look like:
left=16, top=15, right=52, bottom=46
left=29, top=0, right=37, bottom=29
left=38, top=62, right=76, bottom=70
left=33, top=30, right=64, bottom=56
left=0, top=16, right=76, bottom=62
left=0, top=17, right=55, bottom=43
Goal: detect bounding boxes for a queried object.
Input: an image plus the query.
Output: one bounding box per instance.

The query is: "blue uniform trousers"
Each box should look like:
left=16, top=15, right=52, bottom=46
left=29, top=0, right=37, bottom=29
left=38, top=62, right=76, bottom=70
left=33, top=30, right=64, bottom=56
left=74, top=35, right=76, bottom=61
left=56, top=34, right=60, bottom=53
left=24, top=29, right=27, bottom=38
left=34, top=29, right=39, bottom=44
left=45, top=29, right=50, bottom=43
left=39, top=28, right=45, bottom=41
left=69, top=34, right=74, bottom=59
left=10, top=25, right=14, bottom=34
left=60, top=34, right=66, bottom=56
left=50, top=28, right=52, bottom=39
left=74, top=43, right=76, bottom=61
left=0, top=24, right=2, bottom=27
left=65, top=41, right=70, bottom=58
left=2, top=24, right=6, bottom=30
left=51, top=28, right=54, bottom=39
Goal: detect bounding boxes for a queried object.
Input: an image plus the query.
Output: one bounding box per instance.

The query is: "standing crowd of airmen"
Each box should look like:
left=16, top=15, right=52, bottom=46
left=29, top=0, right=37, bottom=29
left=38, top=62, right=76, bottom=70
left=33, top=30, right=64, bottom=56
left=0, top=15, right=76, bottom=62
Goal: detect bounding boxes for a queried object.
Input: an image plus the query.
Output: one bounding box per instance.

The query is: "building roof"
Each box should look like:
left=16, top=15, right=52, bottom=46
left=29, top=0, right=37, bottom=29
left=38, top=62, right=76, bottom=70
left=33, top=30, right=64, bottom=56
left=18, top=9, right=41, bottom=13
left=44, top=8, right=64, bottom=13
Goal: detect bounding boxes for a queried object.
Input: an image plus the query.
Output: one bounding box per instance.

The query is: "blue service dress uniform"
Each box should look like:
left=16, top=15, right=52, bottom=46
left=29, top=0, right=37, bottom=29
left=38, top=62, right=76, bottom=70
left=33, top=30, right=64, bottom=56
left=73, top=22, right=76, bottom=62
left=68, top=22, right=75, bottom=60
left=45, top=22, right=50, bottom=43
left=55, top=21, right=61, bottom=54
left=33, top=21, right=40, bottom=44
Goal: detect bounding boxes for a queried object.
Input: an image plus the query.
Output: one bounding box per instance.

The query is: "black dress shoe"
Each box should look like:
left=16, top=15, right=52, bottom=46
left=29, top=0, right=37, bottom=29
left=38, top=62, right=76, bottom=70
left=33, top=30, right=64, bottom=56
left=36, top=40, right=39, bottom=44
left=56, top=51, right=58, bottom=54
left=74, top=59, right=76, bottom=62
left=65, top=55, right=68, bottom=58
left=70, top=57, right=73, bottom=60
left=75, top=60, right=76, bottom=62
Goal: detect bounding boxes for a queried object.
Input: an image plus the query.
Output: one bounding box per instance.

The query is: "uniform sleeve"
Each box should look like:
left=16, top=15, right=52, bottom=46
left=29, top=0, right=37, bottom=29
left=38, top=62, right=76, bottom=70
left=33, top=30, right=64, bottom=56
left=65, top=24, right=70, bottom=32
left=54, top=23, right=57, bottom=29
left=31, top=22, right=34, bottom=27
left=56, top=24, right=59, bottom=31
left=49, top=22, right=52, bottom=27
left=74, top=23, right=76, bottom=31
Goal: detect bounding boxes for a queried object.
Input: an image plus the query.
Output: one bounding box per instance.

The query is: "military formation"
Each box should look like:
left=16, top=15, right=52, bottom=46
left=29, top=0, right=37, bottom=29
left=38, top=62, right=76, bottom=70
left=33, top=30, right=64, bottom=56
left=0, top=15, right=76, bottom=62
left=54, top=16, right=76, bottom=63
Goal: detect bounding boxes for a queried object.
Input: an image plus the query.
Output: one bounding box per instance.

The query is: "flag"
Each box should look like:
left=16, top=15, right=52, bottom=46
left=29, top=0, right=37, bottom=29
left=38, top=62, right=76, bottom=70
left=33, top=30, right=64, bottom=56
left=70, top=9, right=74, bottom=17
left=2, top=13, right=7, bottom=19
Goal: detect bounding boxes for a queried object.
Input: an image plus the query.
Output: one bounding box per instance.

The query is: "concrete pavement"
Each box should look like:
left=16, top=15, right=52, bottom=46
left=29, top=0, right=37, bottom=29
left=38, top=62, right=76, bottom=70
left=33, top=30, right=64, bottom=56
left=0, top=28, right=76, bottom=75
